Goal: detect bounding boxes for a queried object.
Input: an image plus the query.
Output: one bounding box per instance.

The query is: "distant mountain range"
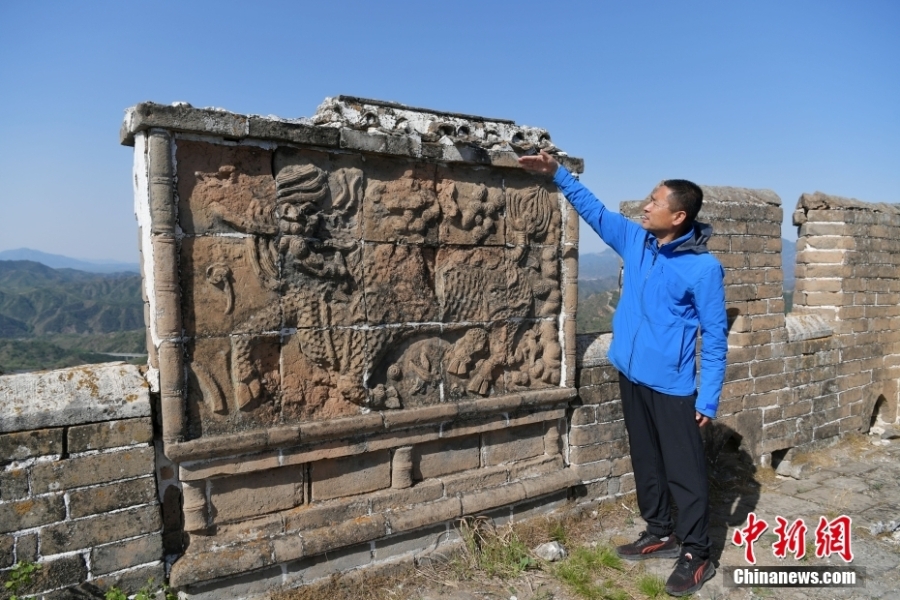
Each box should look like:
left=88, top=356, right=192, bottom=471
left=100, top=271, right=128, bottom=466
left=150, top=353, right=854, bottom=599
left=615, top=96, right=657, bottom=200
left=0, top=260, right=143, bottom=338
left=0, top=248, right=139, bottom=274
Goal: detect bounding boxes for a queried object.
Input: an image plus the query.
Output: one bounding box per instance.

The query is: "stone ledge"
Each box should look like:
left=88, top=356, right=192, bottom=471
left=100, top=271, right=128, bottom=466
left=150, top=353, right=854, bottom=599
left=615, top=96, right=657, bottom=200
left=168, top=468, right=577, bottom=588
left=576, top=333, right=613, bottom=368
left=121, top=100, right=584, bottom=172
left=166, top=387, right=576, bottom=462
left=798, top=191, right=900, bottom=214
left=786, top=313, right=834, bottom=342
left=178, top=407, right=567, bottom=481
left=0, top=363, right=151, bottom=433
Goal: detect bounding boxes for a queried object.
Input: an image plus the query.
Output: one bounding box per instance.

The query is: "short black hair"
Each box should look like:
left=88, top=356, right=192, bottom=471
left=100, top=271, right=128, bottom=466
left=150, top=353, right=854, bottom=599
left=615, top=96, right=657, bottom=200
left=663, top=179, right=703, bottom=223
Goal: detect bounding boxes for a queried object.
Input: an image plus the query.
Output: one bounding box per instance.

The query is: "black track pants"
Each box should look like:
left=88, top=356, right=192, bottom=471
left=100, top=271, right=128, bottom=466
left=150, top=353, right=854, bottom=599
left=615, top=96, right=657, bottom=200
left=618, top=374, right=711, bottom=559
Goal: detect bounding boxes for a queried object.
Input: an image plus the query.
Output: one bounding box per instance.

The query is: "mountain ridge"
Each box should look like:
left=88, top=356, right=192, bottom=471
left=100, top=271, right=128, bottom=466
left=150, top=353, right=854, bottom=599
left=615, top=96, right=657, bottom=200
left=0, top=248, right=140, bottom=274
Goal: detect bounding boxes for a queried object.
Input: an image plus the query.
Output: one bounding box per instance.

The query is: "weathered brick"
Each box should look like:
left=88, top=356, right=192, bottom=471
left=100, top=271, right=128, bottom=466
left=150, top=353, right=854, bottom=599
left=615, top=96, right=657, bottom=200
left=482, top=423, right=544, bottom=466
left=370, top=479, right=444, bottom=513
left=578, top=382, right=619, bottom=405
left=91, top=532, right=163, bottom=575
left=8, top=554, right=87, bottom=598
left=0, top=495, right=66, bottom=533
left=375, top=524, right=449, bottom=561
left=0, top=468, right=29, bottom=501
left=753, top=373, right=789, bottom=394
left=0, top=428, right=63, bottom=464
left=750, top=359, right=786, bottom=378
left=283, top=542, right=372, bottom=585
left=0, top=534, right=13, bottom=568
left=67, top=417, right=153, bottom=452
left=750, top=314, right=785, bottom=331
left=310, top=449, right=391, bottom=501
left=569, top=421, right=627, bottom=447
left=725, top=284, right=758, bottom=302
left=782, top=400, right=812, bottom=420
left=210, top=465, right=304, bottom=523
left=31, top=446, right=155, bottom=494
left=68, top=475, right=157, bottom=518
left=40, top=504, right=161, bottom=555
left=597, top=400, right=623, bottom=423
left=730, top=237, right=766, bottom=253
left=571, top=460, right=611, bottom=482
left=283, top=497, right=369, bottom=532
left=441, top=466, right=509, bottom=496
left=511, top=455, right=564, bottom=480
left=386, top=497, right=462, bottom=533
left=763, top=419, right=798, bottom=440
left=763, top=406, right=783, bottom=424
left=568, top=439, right=629, bottom=464
left=726, top=363, right=750, bottom=381
left=460, top=482, right=526, bottom=515
left=570, top=406, right=597, bottom=426
left=302, top=514, right=387, bottom=557
left=611, top=456, right=633, bottom=477
left=413, top=435, right=479, bottom=480
left=16, top=532, right=37, bottom=562
left=814, top=421, right=840, bottom=440
left=170, top=539, right=275, bottom=588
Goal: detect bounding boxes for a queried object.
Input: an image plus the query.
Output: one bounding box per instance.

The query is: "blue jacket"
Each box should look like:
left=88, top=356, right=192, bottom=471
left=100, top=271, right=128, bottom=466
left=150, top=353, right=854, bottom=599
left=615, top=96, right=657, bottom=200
left=554, top=167, right=728, bottom=418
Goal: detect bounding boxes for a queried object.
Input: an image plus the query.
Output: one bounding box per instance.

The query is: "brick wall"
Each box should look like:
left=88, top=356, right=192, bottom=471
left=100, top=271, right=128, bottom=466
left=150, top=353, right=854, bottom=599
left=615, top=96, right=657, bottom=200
left=0, top=363, right=162, bottom=598
left=792, top=193, right=900, bottom=434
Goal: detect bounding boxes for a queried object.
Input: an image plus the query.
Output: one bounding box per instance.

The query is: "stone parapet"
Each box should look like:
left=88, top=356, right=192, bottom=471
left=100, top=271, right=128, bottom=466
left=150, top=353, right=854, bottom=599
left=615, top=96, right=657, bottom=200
left=0, top=363, right=162, bottom=598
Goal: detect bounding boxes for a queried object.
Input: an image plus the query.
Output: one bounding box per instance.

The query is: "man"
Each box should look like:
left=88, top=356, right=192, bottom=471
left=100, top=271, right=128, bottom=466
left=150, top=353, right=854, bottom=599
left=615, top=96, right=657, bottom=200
left=519, top=151, right=727, bottom=597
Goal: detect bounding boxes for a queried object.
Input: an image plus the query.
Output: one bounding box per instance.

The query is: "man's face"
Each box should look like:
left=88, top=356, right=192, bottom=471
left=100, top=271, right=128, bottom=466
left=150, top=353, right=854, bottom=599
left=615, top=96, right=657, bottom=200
left=641, top=185, right=684, bottom=238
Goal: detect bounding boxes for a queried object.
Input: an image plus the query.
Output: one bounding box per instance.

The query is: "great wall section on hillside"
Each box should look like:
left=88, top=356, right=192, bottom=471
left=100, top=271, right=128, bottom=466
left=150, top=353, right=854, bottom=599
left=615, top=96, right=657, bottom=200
left=1, top=97, right=897, bottom=599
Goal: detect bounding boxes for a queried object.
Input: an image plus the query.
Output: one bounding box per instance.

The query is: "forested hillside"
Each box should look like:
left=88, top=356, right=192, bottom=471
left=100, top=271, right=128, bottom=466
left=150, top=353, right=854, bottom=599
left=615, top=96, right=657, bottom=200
left=0, top=261, right=145, bottom=373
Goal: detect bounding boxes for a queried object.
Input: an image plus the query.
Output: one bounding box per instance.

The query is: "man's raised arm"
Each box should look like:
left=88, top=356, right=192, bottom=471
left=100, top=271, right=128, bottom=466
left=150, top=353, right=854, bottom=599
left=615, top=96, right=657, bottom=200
left=518, top=151, right=642, bottom=258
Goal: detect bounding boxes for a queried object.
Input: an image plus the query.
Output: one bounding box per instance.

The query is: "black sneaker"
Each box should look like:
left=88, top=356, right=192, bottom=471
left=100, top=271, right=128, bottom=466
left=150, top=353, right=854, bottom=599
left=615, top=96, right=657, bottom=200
left=615, top=531, right=681, bottom=560
left=665, top=551, right=715, bottom=596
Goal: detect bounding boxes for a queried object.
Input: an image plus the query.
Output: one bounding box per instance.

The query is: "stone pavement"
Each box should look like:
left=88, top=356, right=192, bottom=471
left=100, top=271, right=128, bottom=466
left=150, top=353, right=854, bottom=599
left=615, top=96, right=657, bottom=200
left=619, top=433, right=900, bottom=599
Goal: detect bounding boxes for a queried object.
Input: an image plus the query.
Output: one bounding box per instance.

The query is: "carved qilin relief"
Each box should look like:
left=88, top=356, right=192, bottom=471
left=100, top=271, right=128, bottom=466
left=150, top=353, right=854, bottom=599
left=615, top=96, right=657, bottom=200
left=175, top=138, right=568, bottom=435
left=435, top=247, right=508, bottom=323
left=363, top=244, right=437, bottom=324
left=367, top=326, right=495, bottom=407
left=509, top=320, right=561, bottom=389
left=363, top=162, right=439, bottom=244
left=437, top=178, right=504, bottom=245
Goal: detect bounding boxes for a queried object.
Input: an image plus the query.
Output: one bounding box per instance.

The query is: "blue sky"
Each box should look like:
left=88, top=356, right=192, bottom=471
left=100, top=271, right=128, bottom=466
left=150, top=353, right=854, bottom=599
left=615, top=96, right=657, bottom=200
left=0, top=0, right=897, bottom=259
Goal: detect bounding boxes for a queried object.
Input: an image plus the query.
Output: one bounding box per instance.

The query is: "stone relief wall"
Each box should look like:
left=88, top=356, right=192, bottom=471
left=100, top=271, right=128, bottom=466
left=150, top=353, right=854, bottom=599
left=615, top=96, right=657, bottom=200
left=124, top=97, right=581, bottom=593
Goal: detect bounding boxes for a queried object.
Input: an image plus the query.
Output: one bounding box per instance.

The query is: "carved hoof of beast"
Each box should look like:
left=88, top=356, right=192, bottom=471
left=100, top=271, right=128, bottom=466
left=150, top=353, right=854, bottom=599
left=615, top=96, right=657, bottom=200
left=467, top=375, right=491, bottom=396
left=447, top=359, right=466, bottom=376
left=236, top=379, right=262, bottom=410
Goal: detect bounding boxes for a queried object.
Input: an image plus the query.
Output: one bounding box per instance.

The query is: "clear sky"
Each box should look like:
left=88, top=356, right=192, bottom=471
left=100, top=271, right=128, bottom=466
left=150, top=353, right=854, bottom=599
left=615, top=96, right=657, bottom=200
left=1, top=0, right=897, bottom=259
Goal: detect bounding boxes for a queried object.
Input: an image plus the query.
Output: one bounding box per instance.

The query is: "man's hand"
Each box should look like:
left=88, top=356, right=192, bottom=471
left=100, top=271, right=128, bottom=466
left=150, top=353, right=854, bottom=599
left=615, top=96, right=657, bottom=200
left=695, top=411, right=710, bottom=428
left=517, top=149, right=559, bottom=175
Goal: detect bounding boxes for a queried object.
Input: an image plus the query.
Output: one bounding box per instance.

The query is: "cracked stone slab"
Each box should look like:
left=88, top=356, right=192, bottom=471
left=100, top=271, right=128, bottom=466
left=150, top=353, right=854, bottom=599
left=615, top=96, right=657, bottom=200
left=0, top=363, right=151, bottom=433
